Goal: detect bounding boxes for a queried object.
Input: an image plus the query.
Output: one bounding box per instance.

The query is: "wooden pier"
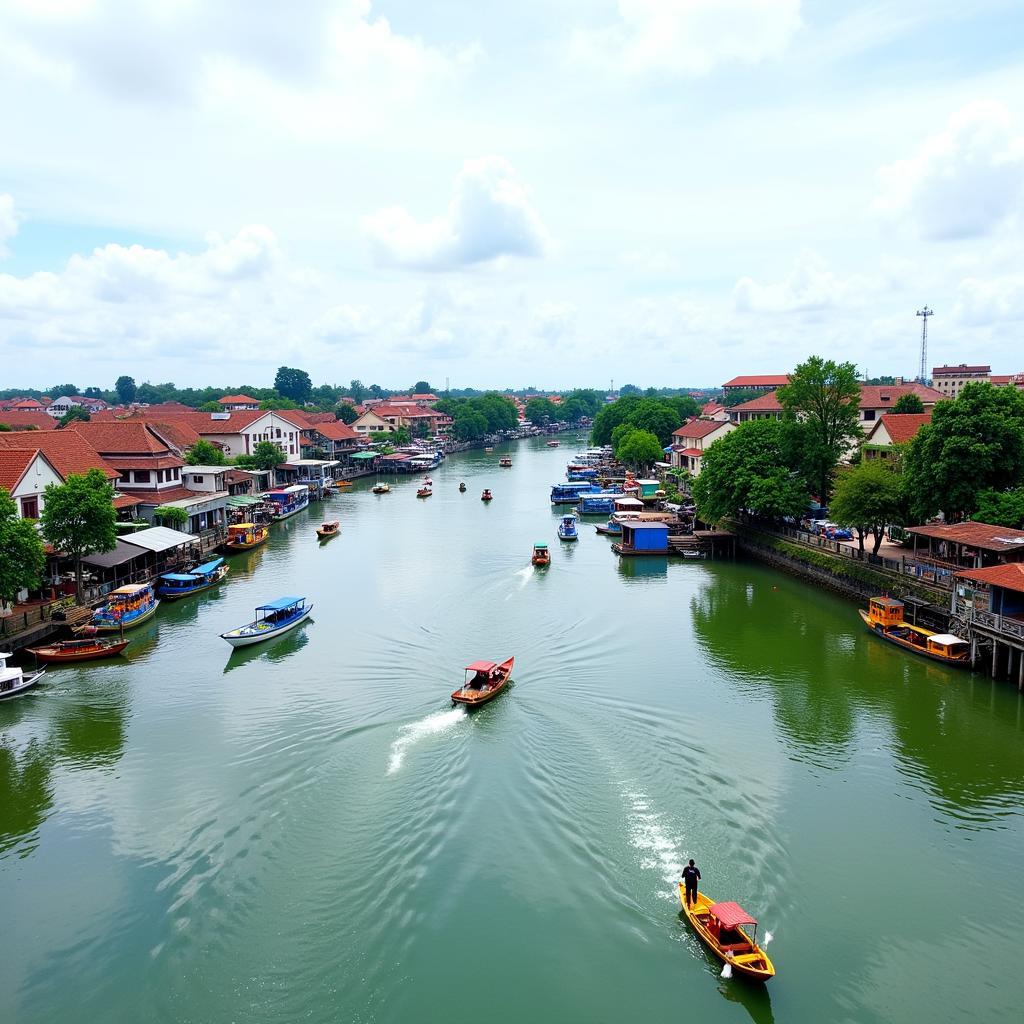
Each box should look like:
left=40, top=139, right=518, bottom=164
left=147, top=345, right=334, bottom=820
left=668, top=530, right=735, bottom=559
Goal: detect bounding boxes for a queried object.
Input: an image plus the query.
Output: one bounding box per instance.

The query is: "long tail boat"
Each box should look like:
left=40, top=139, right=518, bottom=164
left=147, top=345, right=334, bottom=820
left=451, top=657, right=514, bottom=707
left=678, top=887, right=775, bottom=982
left=27, top=637, right=130, bottom=663
left=316, top=520, right=340, bottom=539
left=859, top=596, right=970, bottom=666
left=532, top=542, right=551, bottom=566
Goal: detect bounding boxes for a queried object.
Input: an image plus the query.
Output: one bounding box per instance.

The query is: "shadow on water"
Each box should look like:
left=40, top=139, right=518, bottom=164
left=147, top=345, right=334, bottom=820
left=221, top=623, right=313, bottom=674
left=617, top=555, right=669, bottom=582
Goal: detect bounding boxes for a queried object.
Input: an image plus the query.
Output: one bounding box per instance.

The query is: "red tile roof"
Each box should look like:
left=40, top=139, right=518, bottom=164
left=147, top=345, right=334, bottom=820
left=0, top=411, right=57, bottom=430
left=676, top=447, right=704, bottom=457
left=0, top=431, right=119, bottom=480
left=112, top=493, right=146, bottom=509
left=730, top=392, right=783, bottom=412
left=875, top=412, right=932, bottom=444
left=147, top=420, right=202, bottom=451
left=722, top=375, right=790, bottom=388
left=121, top=486, right=214, bottom=503
left=301, top=411, right=337, bottom=424
left=906, top=521, right=1024, bottom=552
left=218, top=394, right=259, bottom=404
left=0, top=448, right=38, bottom=491
left=672, top=419, right=731, bottom=439
left=932, top=364, right=990, bottom=376
left=314, top=421, right=361, bottom=441
left=71, top=420, right=175, bottom=455
left=103, top=455, right=184, bottom=471
left=955, top=563, right=1024, bottom=591
left=859, top=383, right=944, bottom=408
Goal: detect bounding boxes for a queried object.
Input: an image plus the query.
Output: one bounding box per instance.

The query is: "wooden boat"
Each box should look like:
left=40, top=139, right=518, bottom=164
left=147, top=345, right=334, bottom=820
left=372, top=482, right=391, bottom=494
left=532, top=542, right=551, bottom=566
left=27, top=637, right=130, bottom=663
left=499, top=456, right=513, bottom=467
left=459, top=482, right=467, bottom=493
left=484, top=446, right=494, bottom=453
left=92, top=583, right=159, bottom=632
left=334, top=479, right=353, bottom=487
left=678, top=887, right=775, bottom=982
left=595, top=519, right=622, bottom=536
left=224, top=522, right=269, bottom=551
left=417, top=486, right=432, bottom=498
left=546, top=440, right=560, bottom=447
left=451, top=656, right=514, bottom=707
left=422, top=476, right=433, bottom=485
left=316, top=520, right=340, bottom=539
left=156, top=558, right=229, bottom=600
left=557, top=514, right=579, bottom=541
left=0, top=650, right=45, bottom=700
left=859, top=597, right=970, bottom=666
left=221, top=596, right=313, bottom=648
left=481, top=489, right=493, bottom=502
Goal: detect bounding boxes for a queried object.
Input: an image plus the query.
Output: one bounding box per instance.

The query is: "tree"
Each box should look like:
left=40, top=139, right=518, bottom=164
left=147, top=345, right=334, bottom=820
left=616, top=428, right=664, bottom=470
left=59, top=405, right=91, bottom=427
left=903, top=382, right=1024, bottom=522
left=619, top=384, right=642, bottom=396
left=274, top=366, right=313, bottom=404
left=260, top=397, right=300, bottom=410
left=40, top=469, right=117, bottom=602
left=693, top=419, right=809, bottom=523
left=829, top=461, right=906, bottom=554
left=49, top=384, right=79, bottom=399
left=777, top=356, right=862, bottom=501
left=198, top=401, right=221, bottom=412
left=114, top=375, right=137, bottom=405
left=153, top=505, right=189, bottom=528
left=236, top=440, right=286, bottom=471
left=349, top=379, right=366, bottom=404
left=720, top=388, right=767, bottom=408
left=412, top=380, right=432, bottom=394
left=0, top=489, right=46, bottom=607
left=892, top=393, right=924, bottom=414
left=972, top=488, right=1024, bottom=528
left=525, top=397, right=558, bottom=425
left=185, top=439, right=226, bottom=466
left=335, top=404, right=358, bottom=424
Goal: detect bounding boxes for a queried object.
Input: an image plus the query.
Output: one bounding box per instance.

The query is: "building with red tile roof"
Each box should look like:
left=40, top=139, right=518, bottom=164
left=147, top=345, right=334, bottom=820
left=68, top=421, right=186, bottom=499
left=669, top=418, right=735, bottom=475
left=931, top=363, right=990, bottom=400
left=217, top=394, right=261, bottom=409
left=0, top=410, right=58, bottom=431
left=0, top=448, right=63, bottom=520
left=722, top=374, right=791, bottom=392
left=863, top=413, right=933, bottom=461
left=0, top=430, right=119, bottom=481
left=906, top=521, right=1024, bottom=568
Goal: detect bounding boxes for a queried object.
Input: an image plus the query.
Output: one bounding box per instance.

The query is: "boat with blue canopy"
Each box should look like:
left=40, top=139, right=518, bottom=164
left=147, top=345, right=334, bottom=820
left=550, top=482, right=601, bottom=505
left=156, top=557, right=229, bottom=600
left=262, top=485, right=310, bottom=520
left=577, top=491, right=622, bottom=514
left=557, top=514, right=579, bottom=541
left=92, top=583, right=159, bottom=632
left=220, top=596, right=313, bottom=648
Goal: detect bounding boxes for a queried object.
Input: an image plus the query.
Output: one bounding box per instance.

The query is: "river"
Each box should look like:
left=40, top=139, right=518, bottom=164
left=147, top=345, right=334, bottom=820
left=2, top=438, right=1022, bottom=1024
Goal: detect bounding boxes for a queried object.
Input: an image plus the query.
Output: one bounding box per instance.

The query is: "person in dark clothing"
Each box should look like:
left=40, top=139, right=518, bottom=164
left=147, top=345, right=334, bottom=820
left=681, top=859, right=701, bottom=907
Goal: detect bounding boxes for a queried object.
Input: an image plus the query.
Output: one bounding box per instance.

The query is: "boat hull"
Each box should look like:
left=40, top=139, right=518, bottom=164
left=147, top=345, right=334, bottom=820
left=157, top=568, right=229, bottom=600
left=92, top=600, right=159, bottom=633
left=451, top=657, right=514, bottom=707
left=27, top=639, right=129, bottom=663
left=858, top=610, right=971, bottom=667
left=224, top=536, right=268, bottom=551
left=678, top=886, right=775, bottom=982
left=221, top=605, right=313, bottom=648
left=0, top=668, right=46, bottom=700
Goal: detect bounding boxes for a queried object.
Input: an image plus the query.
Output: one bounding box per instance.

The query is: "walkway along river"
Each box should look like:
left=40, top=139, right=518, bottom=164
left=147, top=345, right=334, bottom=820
left=1, top=438, right=1022, bottom=1024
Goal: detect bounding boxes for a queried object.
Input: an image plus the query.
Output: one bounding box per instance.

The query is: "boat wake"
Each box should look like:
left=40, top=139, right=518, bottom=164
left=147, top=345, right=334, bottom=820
left=622, top=787, right=685, bottom=899
left=387, top=707, right=466, bottom=775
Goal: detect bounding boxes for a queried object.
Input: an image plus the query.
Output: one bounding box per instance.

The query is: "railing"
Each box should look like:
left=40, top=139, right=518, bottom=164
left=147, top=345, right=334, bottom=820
left=0, top=594, right=77, bottom=636
left=953, top=604, right=1024, bottom=642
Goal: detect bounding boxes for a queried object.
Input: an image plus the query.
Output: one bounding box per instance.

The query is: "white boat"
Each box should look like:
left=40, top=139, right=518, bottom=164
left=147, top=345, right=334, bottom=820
left=0, top=650, right=46, bottom=700
left=221, top=596, right=313, bottom=648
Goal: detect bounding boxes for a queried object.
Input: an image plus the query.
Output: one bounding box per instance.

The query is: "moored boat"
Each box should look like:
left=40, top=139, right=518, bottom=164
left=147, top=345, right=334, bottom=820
left=451, top=656, right=514, bottom=707
left=92, top=583, right=159, bottom=632
left=27, top=637, right=130, bottom=664
left=223, top=522, right=269, bottom=551
left=372, top=482, right=391, bottom=494
left=858, top=597, right=970, bottom=666
left=220, top=596, right=313, bottom=648
left=546, top=440, right=560, bottom=447
left=263, top=484, right=310, bottom=520
left=532, top=542, right=551, bottom=566
left=0, top=650, right=45, bottom=700
left=417, top=486, right=432, bottom=498
left=481, top=489, right=493, bottom=502
left=499, top=456, right=512, bottom=467
left=316, top=520, right=340, bottom=539
left=156, top=558, right=229, bottom=600
left=678, top=887, right=775, bottom=982
left=595, top=518, right=623, bottom=536
left=557, top=514, right=579, bottom=541
left=334, top=479, right=354, bottom=488
left=550, top=482, right=600, bottom=505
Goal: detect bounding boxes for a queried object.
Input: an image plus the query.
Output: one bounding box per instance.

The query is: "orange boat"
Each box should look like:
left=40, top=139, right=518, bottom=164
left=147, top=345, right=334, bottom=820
left=531, top=542, right=551, bottom=566
left=451, top=657, right=514, bottom=707
left=27, top=637, right=130, bottom=663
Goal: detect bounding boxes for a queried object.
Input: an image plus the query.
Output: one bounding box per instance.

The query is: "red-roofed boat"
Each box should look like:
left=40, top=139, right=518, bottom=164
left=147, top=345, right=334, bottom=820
left=678, top=887, right=775, bottom=982
left=451, top=657, right=514, bottom=707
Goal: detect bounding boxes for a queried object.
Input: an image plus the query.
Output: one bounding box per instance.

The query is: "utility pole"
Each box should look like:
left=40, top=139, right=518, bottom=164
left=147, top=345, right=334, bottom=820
left=916, top=306, right=933, bottom=383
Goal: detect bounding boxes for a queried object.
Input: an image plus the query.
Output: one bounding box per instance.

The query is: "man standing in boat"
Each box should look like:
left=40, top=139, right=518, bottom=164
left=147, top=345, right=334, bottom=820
left=681, top=859, right=701, bottom=908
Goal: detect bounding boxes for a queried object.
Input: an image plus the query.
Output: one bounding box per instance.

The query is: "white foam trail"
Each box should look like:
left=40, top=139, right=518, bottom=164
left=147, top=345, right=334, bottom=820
left=763, top=930, right=774, bottom=947
left=622, top=788, right=684, bottom=898
left=387, top=707, right=466, bottom=775
left=720, top=962, right=733, bottom=979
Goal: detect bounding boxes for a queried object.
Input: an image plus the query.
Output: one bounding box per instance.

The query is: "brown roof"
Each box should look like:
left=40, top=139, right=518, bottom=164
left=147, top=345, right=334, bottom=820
left=875, top=412, right=932, bottom=444
left=906, top=521, right=1024, bottom=552
left=147, top=419, right=202, bottom=450
left=0, top=448, right=38, bottom=491
left=955, top=563, right=1024, bottom=591
left=301, top=411, right=336, bottom=424
left=314, top=421, right=361, bottom=441
left=672, top=419, right=730, bottom=439
left=112, top=493, right=146, bottom=509
left=730, top=392, right=783, bottom=412
left=0, top=410, right=57, bottom=430
left=859, top=383, right=944, bottom=408
left=722, top=374, right=790, bottom=388
left=0, top=430, right=119, bottom=480
left=932, top=364, right=990, bottom=376
left=103, top=455, right=185, bottom=471
left=71, top=420, right=174, bottom=455
left=118, top=486, right=207, bottom=503
left=218, top=394, right=259, bottom=404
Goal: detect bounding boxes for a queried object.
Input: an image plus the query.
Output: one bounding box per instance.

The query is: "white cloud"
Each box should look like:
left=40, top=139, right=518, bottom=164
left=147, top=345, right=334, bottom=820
left=533, top=302, right=576, bottom=341
left=0, top=194, right=17, bottom=258
left=876, top=101, right=1024, bottom=240
left=954, top=273, right=1024, bottom=325
left=733, top=252, right=859, bottom=313
left=571, top=0, right=802, bottom=76
left=363, top=156, right=550, bottom=271
left=313, top=303, right=377, bottom=342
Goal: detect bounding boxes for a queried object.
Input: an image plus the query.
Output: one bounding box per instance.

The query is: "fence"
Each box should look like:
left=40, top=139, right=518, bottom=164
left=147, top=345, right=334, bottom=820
left=0, top=594, right=77, bottom=637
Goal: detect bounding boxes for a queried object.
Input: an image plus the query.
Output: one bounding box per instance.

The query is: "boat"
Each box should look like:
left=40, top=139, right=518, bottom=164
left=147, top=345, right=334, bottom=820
left=858, top=597, right=970, bottom=666
left=263, top=484, right=310, bottom=520
left=546, top=440, right=560, bottom=447
left=595, top=518, right=623, bottom=536
left=577, top=491, right=623, bottom=515
left=224, top=522, right=269, bottom=551
left=451, top=656, right=515, bottom=707
left=316, top=520, right=340, bottom=539
left=422, top=475, right=433, bottom=485
left=0, top=650, right=45, bottom=700
left=26, top=637, right=130, bottom=664
left=481, top=489, right=493, bottom=502
left=499, top=456, right=513, bottom=467
left=550, top=482, right=601, bottom=505
left=333, top=479, right=353, bottom=488
left=459, top=482, right=467, bottom=493
left=372, top=482, right=391, bottom=494
left=678, top=887, right=776, bottom=982
left=220, top=596, right=313, bottom=648
left=92, top=583, right=159, bottom=632
left=682, top=550, right=705, bottom=560
left=532, top=542, right=551, bottom=566
left=557, top=514, right=579, bottom=541
left=156, top=557, right=229, bottom=600
left=417, top=486, right=432, bottom=498
left=484, top=446, right=494, bottom=453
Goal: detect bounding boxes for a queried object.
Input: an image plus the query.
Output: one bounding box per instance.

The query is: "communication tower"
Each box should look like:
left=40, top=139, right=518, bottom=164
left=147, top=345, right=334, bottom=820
left=916, top=306, right=933, bottom=383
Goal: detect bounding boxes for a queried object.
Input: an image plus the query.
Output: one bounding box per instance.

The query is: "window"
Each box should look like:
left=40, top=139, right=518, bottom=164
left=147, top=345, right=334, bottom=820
left=134, top=470, right=151, bottom=483
left=120, top=473, right=131, bottom=484
left=20, top=496, right=38, bottom=519
left=276, top=428, right=281, bottom=438
left=157, top=469, right=164, bottom=483
left=193, top=475, right=204, bottom=483
left=173, top=467, right=180, bottom=479
left=863, top=410, right=875, bottom=421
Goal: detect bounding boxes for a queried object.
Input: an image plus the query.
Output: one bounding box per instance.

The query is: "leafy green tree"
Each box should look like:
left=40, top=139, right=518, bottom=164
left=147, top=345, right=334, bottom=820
left=198, top=401, right=221, bottom=412
left=348, top=379, right=366, bottom=404
left=903, top=382, right=1024, bottom=521
left=0, top=423, right=11, bottom=432
left=260, top=396, right=300, bottom=410
left=777, top=356, right=862, bottom=501
left=153, top=505, right=189, bottom=528
left=477, top=393, right=519, bottom=433
left=58, top=405, right=91, bottom=427
left=616, top=428, right=664, bottom=469
left=892, top=393, right=924, bottom=414
left=619, top=384, right=642, bottom=396
left=972, top=488, right=1024, bottom=528
left=49, top=384, right=79, bottom=399
left=693, top=419, right=809, bottom=523
left=236, top=440, right=286, bottom=471
left=185, top=439, right=226, bottom=466
left=829, top=461, right=906, bottom=554
left=630, top=398, right=682, bottom=446
left=0, top=489, right=46, bottom=607
left=412, top=380, right=432, bottom=393
left=667, top=395, right=700, bottom=421
left=525, top=397, right=558, bottom=425
left=453, top=408, right=488, bottom=441
left=335, top=404, right=358, bottom=424
left=40, top=469, right=117, bottom=602
left=114, top=375, right=136, bottom=405
left=591, top=395, right=641, bottom=444
left=273, top=366, right=313, bottom=404
left=721, top=388, right=767, bottom=408
left=311, top=384, right=339, bottom=408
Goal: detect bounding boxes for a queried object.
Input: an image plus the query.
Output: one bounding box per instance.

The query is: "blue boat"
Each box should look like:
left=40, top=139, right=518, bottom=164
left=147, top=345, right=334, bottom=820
left=577, top=491, right=622, bottom=514
left=263, top=485, right=310, bottom=520
left=92, top=583, right=159, bottom=632
left=221, top=595, right=313, bottom=648
left=595, top=518, right=623, bottom=535
left=567, top=468, right=598, bottom=481
left=550, top=482, right=601, bottom=505
left=156, top=557, right=229, bottom=600
left=557, top=514, right=579, bottom=541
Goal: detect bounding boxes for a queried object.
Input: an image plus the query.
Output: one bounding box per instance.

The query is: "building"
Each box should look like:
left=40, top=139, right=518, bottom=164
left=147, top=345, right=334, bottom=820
left=217, top=394, right=261, bottom=410
left=352, top=408, right=393, bottom=436
left=931, top=364, right=990, bottom=399
left=0, top=410, right=58, bottom=431
left=722, top=374, right=790, bottom=394
left=70, top=421, right=186, bottom=497
left=699, top=401, right=731, bottom=422
left=905, top=522, right=1024, bottom=570
left=729, top=392, right=785, bottom=423
left=0, top=448, right=62, bottom=519
left=862, top=413, right=932, bottom=460
left=857, top=384, right=944, bottom=425
left=669, top=419, right=736, bottom=475
left=309, top=421, right=364, bottom=460
left=952, top=563, right=1024, bottom=685
left=45, top=395, right=108, bottom=419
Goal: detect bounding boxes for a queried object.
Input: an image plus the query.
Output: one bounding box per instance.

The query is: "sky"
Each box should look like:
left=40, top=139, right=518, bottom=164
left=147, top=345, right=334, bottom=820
left=3, top=0, right=1024, bottom=391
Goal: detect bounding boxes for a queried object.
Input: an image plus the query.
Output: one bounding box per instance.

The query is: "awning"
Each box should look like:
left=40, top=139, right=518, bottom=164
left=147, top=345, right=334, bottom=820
left=709, top=902, right=757, bottom=928
left=120, top=526, right=198, bottom=553
left=227, top=495, right=263, bottom=507
left=380, top=453, right=411, bottom=461
left=81, top=539, right=145, bottom=569
left=350, top=451, right=379, bottom=460
left=256, top=596, right=303, bottom=611
left=465, top=660, right=497, bottom=672
left=193, top=558, right=224, bottom=574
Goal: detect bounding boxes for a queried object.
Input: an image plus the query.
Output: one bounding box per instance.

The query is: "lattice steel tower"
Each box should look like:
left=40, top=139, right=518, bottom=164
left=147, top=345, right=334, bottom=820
left=916, top=306, right=933, bottom=383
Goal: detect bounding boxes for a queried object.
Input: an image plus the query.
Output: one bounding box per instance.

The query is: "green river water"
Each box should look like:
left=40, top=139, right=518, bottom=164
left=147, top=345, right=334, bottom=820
left=2, top=438, right=1023, bottom=1024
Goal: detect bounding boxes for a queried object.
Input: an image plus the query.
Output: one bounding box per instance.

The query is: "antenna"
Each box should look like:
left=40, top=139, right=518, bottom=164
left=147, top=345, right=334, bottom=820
left=916, top=306, right=933, bottom=383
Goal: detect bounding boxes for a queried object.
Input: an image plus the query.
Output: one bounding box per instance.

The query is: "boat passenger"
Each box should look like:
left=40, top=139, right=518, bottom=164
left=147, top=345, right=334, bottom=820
left=681, top=859, right=701, bottom=908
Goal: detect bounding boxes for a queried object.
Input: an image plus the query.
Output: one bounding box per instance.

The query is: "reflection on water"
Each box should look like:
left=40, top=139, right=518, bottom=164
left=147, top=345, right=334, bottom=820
left=616, top=555, right=670, bottom=582
left=222, top=624, right=312, bottom=674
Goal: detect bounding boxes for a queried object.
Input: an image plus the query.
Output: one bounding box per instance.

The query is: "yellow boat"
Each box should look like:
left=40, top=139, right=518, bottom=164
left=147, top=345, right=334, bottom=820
left=678, top=886, right=775, bottom=982
left=223, top=522, right=269, bottom=552
left=858, top=597, right=970, bottom=667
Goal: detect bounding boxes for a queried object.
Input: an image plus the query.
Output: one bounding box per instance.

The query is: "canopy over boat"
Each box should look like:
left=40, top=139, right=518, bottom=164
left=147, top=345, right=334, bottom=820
left=193, top=557, right=224, bottom=574
left=465, top=660, right=498, bottom=673
left=256, top=596, right=304, bottom=611
left=710, top=902, right=757, bottom=928
left=534, top=542, right=548, bottom=548
left=160, top=573, right=198, bottom=582
left=111, top=583, right=152, bottom=595
left=928, top=634, right=968, bottom=646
